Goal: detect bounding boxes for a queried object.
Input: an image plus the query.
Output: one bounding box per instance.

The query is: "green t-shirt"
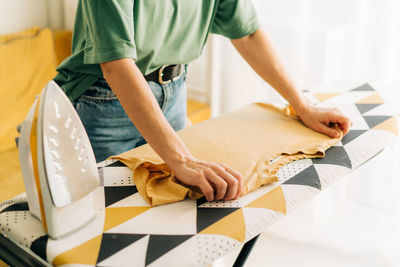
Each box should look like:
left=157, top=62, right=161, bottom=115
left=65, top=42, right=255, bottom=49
left=54, top=0, right=260, bottom=101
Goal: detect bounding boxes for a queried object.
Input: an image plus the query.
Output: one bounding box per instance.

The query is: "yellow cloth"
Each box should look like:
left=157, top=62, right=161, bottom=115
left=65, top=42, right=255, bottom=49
left=0, top=27, right=59, bottom=201
left=112, top=103, right=342, bottom=206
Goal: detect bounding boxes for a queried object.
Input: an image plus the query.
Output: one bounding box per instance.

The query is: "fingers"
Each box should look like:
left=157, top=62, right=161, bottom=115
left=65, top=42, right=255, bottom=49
left=174, top=158, right=243, bottom=203
left=328, top=110, right=352, bottom=136
left=217, top=162, right=243, bottom=200
left=210, top=164, right=239, bottom=201
left=316, top=123, right=341, bottom=138
left=199, top=163, right=243, bottom=202
left=204, top=169, right=228, bottom=200
left=196, top=177, right=215, bottom=202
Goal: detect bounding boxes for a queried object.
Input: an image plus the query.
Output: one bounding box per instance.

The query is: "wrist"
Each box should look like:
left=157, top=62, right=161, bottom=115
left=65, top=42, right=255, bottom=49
left=290, top=97, right=311, bottom=117
left=164, top=149, right=194, bottom=170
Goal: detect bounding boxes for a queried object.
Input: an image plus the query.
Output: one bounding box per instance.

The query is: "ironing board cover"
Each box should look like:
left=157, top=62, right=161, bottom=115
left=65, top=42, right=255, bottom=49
left=0, top=84, right=398, bottom=267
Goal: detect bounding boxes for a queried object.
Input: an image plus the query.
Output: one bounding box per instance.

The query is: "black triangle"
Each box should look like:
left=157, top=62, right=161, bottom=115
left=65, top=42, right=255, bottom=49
left=0, top=202, right=29, bottom=213
left=30, top=235, right=48, bottom=261
left=363, top=116, right=391, bottom=129
left=96, top=233, right=147, bottom=264
left=196, top=207, right=239, bottom=233
left=104, top=186, right=138, bottom=207
left=106, top=161, right=126, bottom=167
left=355, top=104, right=380, bottom=115
left=145, top=235, right=193, bottom=265
left=341, top=130, right=367, bottom=145
left=283, top=165, right=321, bottom=190
left=351, top=84, right=374, bottom=91
left=312, top=146, right=352, bottom=169
left=196, top=197, right=208, bottom=207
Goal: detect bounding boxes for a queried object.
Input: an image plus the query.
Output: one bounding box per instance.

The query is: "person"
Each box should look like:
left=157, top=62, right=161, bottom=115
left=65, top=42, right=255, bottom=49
left=54, top=0, right=351, bottom=203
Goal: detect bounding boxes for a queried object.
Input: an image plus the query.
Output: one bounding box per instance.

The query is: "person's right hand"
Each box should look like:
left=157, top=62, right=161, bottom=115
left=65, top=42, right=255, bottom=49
left=171, top=157, right=243, bottom=202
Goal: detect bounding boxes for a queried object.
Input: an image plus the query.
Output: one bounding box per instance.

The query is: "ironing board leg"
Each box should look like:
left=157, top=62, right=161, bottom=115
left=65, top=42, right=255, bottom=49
left=232, top=234, right=260, bottom=267
left=0, top=234, right=47, bottom=267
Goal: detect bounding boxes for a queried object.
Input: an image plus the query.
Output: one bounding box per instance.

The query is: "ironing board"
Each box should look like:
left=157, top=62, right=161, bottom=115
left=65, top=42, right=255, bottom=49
left=0, top=84, right=397, bottom=267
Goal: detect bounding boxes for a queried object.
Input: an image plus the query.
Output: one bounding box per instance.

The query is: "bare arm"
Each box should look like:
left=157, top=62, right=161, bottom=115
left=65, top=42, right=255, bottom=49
left=231, top=28, right=351, bottom=137
left=101, top=59, right=242, bottom=201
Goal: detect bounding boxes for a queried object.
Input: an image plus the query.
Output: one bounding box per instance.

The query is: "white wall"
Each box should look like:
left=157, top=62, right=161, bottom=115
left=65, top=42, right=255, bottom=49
left=0, top=0, right=49, bottom=35
left=206, top=0, right=400, bottom=116
left=0, top=0, right=65, bottom=35
left=63, top=0, right=78, bottom=30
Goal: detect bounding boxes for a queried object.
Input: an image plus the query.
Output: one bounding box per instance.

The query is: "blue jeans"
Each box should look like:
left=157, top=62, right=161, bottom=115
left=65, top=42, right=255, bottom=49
left=73, top=74, right=187, bottom=162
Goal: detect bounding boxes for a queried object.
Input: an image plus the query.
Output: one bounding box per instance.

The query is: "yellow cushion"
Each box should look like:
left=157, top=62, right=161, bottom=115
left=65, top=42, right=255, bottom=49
left=0, top=27, right=57, bottom=201
left=53, top=29, right=72, bottom=65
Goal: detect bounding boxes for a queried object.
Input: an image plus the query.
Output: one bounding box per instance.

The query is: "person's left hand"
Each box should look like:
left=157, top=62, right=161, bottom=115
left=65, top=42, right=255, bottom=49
left=296, top=104, right=352, bottom=138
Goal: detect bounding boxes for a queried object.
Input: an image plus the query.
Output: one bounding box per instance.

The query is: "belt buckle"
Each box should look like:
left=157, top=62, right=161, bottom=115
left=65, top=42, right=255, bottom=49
left=158, top=64, right=183, bottom=85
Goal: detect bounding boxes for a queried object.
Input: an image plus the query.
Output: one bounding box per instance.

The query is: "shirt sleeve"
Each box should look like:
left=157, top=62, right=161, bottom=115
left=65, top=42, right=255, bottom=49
left=81, top=0, right=136, bottom=64
left=211, top=0, right=261, bottom=39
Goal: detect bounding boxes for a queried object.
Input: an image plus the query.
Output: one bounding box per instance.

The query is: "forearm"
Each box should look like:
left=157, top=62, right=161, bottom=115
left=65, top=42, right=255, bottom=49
left=231, top=28, right=308, bottom=113
left=101, top=58, right=191, bottom=168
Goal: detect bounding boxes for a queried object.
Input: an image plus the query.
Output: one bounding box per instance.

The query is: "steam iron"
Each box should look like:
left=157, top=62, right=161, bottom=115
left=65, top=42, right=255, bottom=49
left=17, top=81, right=99, bottom=239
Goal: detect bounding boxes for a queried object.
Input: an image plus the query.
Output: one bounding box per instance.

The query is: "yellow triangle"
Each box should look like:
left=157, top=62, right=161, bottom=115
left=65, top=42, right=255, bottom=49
left=373, top=116, right=398, bottom=136
left=52, top=235, right=102, bottom=266
left=104, top=206, right=151, bottom=232
left=357, top=93, right=384, bottom=104
left=200, top=209, right=245, bottom=242
left=246, top=186, right=286, bottom=214
left=313, top=93, right=340, bottom=103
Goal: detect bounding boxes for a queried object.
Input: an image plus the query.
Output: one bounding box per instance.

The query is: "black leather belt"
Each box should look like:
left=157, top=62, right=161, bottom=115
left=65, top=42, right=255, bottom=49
left=144, top=64, right=184, bottom=85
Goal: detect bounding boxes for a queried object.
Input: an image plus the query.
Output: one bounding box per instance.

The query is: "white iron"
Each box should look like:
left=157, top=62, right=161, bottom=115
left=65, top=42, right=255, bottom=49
left=17, top=81, right=99, bottom=239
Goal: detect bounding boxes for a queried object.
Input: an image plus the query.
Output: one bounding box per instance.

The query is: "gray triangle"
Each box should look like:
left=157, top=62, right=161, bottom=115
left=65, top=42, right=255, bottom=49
left=97, top=233, right=147, bottom=263
left=341, top=130, right=367, bottom=145
left=351, top=84, right=374, bottom=91
left=106, top=161, right=126, bottom=167
left=355, top=104, right=381, bottom=115
left=312, top=146, right=352, bottom=169
left=283, top=165, right=321, bottom=190
left=363, top=116, right=391, bottom=129
left=104, top=186, right=138, bottom=207
left=30, top=235, right=48, bottom=261
left=145, top=235, right=193, bottom=265
left=196, top=207, right=239, bottom=233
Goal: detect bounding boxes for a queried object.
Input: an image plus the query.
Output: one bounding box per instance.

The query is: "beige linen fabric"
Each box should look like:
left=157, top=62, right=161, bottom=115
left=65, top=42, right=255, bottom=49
left=112, top=103, right=342, bottom=206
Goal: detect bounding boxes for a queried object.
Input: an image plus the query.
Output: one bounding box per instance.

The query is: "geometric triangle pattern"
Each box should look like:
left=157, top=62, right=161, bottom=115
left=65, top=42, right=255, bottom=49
left=30, top=235, right=48, bottom=261
left=96, top=233, right=146, bottom=264
left=199, top=209, right=246, bottom=242
left=313, top=92, right=340, bottom=102
left=341, top=130, right=367, bottom=145
left=196, top=207, right=239, bottom=233
left=106, top=160, right=127, bottom=167
left=97, top=235, right=150, bottom=267
left=145, top=235, right=193, bottom=266
left=104, top=186, right=138, bottom=207
left=355, top=103, right=380, bottom=115
left=283, top=165, right=321, bottom=190
left=2, top=84, right=398, bottom=267
left=52, top=235, right=103, bottom=266
left=350, top=83, right=374, bottom=91
left=311, top=146, right=352, bottom=169
left=373, top=117, right=399, bottom=136
left=356, top=93, right=384, bottom=104
left=363, top=115, right=391, bottom=129
left=0, top=202, right=29, bottom=213
left=246, top=186, right=286, bottom=214
left=103, top=207, right=151, bottom=232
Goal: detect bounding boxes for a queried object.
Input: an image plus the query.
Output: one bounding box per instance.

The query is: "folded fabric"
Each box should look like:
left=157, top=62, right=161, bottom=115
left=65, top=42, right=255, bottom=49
left=112, top=103, right=341, bottom=206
